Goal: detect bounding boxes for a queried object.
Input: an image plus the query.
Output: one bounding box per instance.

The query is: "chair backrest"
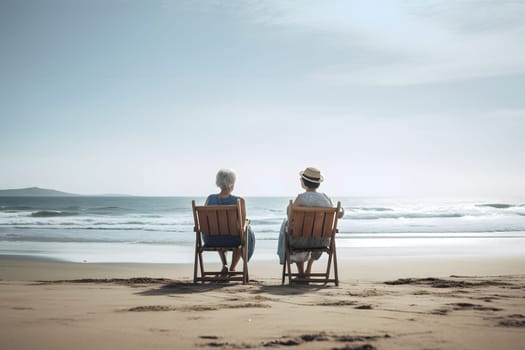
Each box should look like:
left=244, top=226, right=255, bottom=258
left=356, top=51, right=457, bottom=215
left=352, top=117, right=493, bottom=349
left=288, top=200, right=341, bottom=239
left=192, top=200, right=243, bottom=236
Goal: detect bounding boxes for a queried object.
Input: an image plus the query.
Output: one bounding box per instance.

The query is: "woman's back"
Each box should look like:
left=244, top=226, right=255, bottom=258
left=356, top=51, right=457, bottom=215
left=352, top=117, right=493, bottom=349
left=297, top=191, right=332, bottom=208
left=206, top=194, right=239, bottom=206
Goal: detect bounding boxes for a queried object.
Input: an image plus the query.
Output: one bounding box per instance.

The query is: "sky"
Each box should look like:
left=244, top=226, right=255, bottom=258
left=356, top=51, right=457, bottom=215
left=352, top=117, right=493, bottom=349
left=1, top=0, right=524, bottom=197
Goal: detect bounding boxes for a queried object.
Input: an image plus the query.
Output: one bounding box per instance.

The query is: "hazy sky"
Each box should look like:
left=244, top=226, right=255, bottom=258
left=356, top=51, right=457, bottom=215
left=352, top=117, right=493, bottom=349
left=1, top=0, right=524, bottom=197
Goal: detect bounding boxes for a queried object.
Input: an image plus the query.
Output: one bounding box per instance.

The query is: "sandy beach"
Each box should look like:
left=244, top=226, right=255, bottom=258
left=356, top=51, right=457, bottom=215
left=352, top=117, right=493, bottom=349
left=1, top=255, right=524, bottom=350
left=3, top=0, right=525, bottom=349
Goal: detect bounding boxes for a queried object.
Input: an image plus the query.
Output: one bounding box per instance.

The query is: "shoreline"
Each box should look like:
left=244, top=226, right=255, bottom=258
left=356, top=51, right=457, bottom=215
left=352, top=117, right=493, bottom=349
left=2, top=235, right=524, bottom=264
left=2, top=254, right=524, bottom=282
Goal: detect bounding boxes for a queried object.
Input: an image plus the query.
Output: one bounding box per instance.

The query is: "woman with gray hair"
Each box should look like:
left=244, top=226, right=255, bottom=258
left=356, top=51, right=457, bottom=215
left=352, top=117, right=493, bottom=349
left=204, top=169, right=255, bottom=274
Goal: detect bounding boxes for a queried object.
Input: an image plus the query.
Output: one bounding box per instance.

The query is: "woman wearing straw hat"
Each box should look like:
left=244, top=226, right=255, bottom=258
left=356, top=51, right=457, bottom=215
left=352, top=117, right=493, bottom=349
left=277, top=167, right=344, bottom=279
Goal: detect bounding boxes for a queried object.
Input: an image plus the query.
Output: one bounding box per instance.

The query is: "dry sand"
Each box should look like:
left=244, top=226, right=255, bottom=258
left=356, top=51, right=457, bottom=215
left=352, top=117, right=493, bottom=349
left=1, top=255, right=524, bottom=350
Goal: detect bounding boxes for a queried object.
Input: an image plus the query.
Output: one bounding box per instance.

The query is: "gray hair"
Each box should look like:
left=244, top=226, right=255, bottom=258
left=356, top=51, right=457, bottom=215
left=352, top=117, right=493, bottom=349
left=215, top=169, right=236, bottom=190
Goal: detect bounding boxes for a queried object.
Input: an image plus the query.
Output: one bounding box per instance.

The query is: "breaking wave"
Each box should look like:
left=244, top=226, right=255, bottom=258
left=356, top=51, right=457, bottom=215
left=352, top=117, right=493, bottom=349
left=477, top=203, right=516, bottom=209
left=345, top=212, right=465, bottom=220
left=1, top=196, right=525, bottom=244
left=31, top=210, right=78, bottom=217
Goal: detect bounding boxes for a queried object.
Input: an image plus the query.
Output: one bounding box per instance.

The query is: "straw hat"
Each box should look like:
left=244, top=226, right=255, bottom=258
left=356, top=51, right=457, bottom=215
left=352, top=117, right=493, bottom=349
left=299, top=167, right=324, bottom=183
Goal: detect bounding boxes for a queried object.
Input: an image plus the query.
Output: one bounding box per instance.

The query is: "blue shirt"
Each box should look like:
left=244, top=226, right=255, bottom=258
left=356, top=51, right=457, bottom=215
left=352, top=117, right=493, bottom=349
left=206, top=194, right=239, bottom=206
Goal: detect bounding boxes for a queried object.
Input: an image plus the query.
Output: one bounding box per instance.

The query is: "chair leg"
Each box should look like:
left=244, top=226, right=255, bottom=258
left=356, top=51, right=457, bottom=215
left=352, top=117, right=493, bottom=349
left=193, top=238, right=200, bottom=283
left=246, top=248, right=249, bottom=283
left=286, top=250, right=293, bottom=286
left=281, top=253, right=287, bottom=285
left=243, top=245, right=248, bottom=284
left=246, top=238, right=250, bottom=283
left=326, top=249, right=333, bottom=284
left=198, top=250, right=205, bottom=282
left=282, top=248, right=289, bottom=285
left=193, top=250, right=198, bottom=283
left=244, top=261, right=248, bottom=284
left=333, top=243, right=339, bottom=286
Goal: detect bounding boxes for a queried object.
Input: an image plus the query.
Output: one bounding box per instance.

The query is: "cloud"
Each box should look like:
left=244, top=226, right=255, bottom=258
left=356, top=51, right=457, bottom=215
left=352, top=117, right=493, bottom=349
left=238, top=0, right=525, bottom=86
left=316, top=32, right=525, bottom=86
left=405, top=0, right=525, bottom=34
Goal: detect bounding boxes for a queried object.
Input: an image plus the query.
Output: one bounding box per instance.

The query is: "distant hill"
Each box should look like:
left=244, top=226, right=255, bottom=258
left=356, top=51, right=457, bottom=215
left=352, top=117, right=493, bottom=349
left=0, top=187, right=78, bottom=197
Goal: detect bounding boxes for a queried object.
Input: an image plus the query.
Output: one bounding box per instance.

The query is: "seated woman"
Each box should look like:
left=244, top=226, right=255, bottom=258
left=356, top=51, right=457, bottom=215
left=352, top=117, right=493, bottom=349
left=277, top=167, right=344, bottom=278
left=204, top=169, right=255, bottom=274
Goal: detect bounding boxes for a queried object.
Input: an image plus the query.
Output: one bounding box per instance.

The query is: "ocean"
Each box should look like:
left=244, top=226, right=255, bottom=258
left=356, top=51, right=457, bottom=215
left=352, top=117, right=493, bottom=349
left=1, top=196, right=525, bottom=263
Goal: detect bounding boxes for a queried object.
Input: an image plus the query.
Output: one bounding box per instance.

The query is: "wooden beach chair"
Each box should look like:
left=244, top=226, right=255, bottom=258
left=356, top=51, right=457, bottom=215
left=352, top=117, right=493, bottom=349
left=192, top=199, right=249, bottom=284
left=282, top=200, right=341, bottom=286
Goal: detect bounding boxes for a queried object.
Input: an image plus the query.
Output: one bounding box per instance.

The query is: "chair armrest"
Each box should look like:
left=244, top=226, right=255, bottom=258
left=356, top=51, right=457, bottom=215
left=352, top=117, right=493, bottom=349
left=243, top=219, right=250, bottom=232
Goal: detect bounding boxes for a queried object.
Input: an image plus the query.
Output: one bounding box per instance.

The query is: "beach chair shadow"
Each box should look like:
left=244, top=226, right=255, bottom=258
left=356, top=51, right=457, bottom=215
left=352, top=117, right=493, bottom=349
left=192, top=199, right=249, bottom=284
left=138, top=280, right=235, bottom=296
left=138, top=280, right=325, bottom=297
left=253, top=283, right=327, bottom=295
left=282, top=200, right=341, bottom=286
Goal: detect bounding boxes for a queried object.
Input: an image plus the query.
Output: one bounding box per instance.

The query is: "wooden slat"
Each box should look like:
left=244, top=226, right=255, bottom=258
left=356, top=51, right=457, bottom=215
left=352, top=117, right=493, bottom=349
left=290, top=206, right=339, bottom=238
left=217, top=210, right=230, bottom=235
left=302, top=212, right=315, bottom=237
left=312, top=211, right=325, bottom=238
left=198, top=210, right=210, bottom=234
left=227, top=209, right=239, bottom=236
left=207, top=209, right=219, bottom=235
left=322, top=212, right=335, bottom=237
left=292, top=211, right=304, bottom=237
left=195, top=205, right=242, bottom=236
